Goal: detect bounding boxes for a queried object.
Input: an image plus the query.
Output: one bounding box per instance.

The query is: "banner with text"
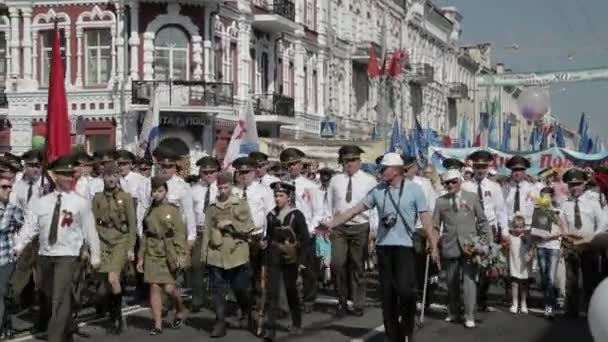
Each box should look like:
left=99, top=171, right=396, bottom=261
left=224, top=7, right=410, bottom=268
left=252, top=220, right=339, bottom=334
left=429, top=147, right=608, bottom=175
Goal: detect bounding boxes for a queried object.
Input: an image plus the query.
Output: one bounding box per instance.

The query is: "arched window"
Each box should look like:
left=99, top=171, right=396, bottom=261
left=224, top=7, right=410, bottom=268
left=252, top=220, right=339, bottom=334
left=154, top=26, right=189, bottom=81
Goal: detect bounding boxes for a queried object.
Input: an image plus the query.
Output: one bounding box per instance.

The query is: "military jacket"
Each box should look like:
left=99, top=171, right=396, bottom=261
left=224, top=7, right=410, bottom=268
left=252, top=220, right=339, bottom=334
left=92, top=189, right=137, bottom=250
left=201, top=195, right=255, bottom=270
left=139, top=202, right=188, bottom=270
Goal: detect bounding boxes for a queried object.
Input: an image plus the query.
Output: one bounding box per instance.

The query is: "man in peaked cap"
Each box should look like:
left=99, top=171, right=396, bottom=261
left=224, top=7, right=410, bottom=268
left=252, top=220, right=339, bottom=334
left=462, top=150, right=508, bottom=312
left=73, top=151, right=95, bottom=197
left=250, top=152, right=280, bottom=187
left=13, top=149, right=44, bottom=212
left=278, top=147, right=322, bottom=312
left=14, top=154, right=100, bottom=342
left=114, top=149, right=146, bottom=210
left=4, top=153, right=23, bottom=182
left=560, top=168, right=606, bottom=318
left=442, top=158, right=465, bottom=171
left=189, top=156, right=221, bottom=312
left=328, top=145, right=377, bottom=316
left=232, top=156, right=274, bottom=320
left=87, top=150, right=115, bottom=201
left=136, top=157, right=153, bottom=178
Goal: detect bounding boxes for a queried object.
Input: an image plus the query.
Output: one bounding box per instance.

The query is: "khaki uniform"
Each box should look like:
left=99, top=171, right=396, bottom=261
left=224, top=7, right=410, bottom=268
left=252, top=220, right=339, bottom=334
left=92, top=190, right=137, bottom=273
left=139, top=203, right=188, bottom=284
left=201, top=195, right=255, bottom=269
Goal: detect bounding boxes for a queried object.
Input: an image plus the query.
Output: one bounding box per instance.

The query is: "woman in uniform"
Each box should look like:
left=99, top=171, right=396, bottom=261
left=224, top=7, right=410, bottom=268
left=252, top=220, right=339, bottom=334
left=261, top=182, right=311, bottom=341
left=91, top=164, right=137, bottom=334
left=137, top=176, right=188, bottom=335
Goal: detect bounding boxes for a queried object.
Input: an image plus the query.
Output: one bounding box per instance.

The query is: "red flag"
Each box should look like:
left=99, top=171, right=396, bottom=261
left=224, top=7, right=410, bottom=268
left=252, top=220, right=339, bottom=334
left=473, top=133, right=482, bottom=147
left=46, top=23, right=71, bottom=163
left=367, top=45, right=380, bottom=79
left=387, top=49, right=406, bottom=78
left=443, top=135, right=452, bottom=147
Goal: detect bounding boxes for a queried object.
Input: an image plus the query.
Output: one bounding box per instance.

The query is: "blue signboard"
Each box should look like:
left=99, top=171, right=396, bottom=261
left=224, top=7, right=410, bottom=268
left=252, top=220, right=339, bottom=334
left=320, top=120, right=337, bottom=138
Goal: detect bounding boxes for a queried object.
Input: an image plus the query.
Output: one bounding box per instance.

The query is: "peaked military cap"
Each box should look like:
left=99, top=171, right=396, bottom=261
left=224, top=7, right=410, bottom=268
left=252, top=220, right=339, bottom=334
left=506, top=155, right=531, bottom=171
left=4, top=152, right=22, bottom=163
left=102, top=162, right=120, bottom=176
left=73, top=151, right=94, bottom=165
left=375, top=155, right=384, bottom=165
left=249, top=151, right=270, bottom=166
left=468, top=150, right=494, bottom=166
left=150, top=175, right=168, bottom=191
left=21, top=149, right=43, bottom=163
left=271, top=181, right=295, bottom=194
left=442, top=158, right=465, bottom=170
left=562, top=168, right=587, bottom=184
left=319, top=167, right=335, bottom=176
left=338, top=145, right=364, bottom=161
left=216, top=172, right=233, bottom=185
left=138, top=157, right=154, bottom=166
left=154, top=147, right=180, bottom=165
left=0, top=160, right=17, bottom=174
left=115, top=149, right=136, bottom=162
left=196, top=156, right=220, bottom=171
left=49, top=154, right=77, bottom=173
left=279, top=148, right=305, bottom=164
left=93, top=149, right=115, bottom=163
left=232, top=157, right=257, bottom=172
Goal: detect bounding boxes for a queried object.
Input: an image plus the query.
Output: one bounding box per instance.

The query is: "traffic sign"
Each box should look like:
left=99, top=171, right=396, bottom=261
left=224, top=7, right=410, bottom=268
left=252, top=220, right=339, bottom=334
left=320, top=120, right=337, bottom=138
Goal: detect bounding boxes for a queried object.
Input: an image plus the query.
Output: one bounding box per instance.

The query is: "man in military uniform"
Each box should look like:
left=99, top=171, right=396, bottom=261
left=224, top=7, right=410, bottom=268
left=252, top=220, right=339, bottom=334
left=14, top=154, right=101, bottom=342
left=249, top=152, right=280, bottom=187
left=3, top=153, right=22, bottom=183
left=442, top=158, right=465, bottom=172
left=74, top=152, right=95, bottom=198
left=201, top=172, right=255, bottom=338
left=87, top=150, right=115, bottom=201
left=462, top=150, right=508, bottom=312
left=190, top=156, right=221, bottom=312
left=92, top=163, right=137, bottom=334
left=136, top=157, right=153, bottom=178
left=279, top=148, right=322, bottom=313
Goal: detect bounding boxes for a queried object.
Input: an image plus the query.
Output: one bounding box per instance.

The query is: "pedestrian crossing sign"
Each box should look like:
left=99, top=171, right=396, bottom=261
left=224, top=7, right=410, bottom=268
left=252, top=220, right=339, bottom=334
left=320, top=120, right=337, bottom=138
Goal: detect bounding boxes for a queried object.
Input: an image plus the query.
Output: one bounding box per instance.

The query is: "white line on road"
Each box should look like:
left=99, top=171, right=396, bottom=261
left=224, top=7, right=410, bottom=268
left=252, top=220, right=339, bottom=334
left=350, top=325, right=385, bottom=342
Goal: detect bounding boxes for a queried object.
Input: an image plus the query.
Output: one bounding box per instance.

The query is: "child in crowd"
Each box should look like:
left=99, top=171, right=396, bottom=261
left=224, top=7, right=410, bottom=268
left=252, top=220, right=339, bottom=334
left=509, top=213, right=534, bottom=314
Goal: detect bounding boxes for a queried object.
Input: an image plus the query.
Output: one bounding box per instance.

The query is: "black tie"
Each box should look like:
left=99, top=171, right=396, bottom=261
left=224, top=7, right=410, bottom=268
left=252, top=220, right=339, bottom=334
left=48, top=194, right=62, bottom=245
left=243, top=186, right=248, bottom=200
left=452, top=194, right=458, bottom=212
left=203, top=188, right=210, bottom=210
left=477, top=180, right=484, bottom=211
left=514, top=184, right=520, bottom=213
left=27, top=180, right=33, bottom=202
left=346, top=177, right=353, bottom=203
left=574, top=198, right=582, bottom=229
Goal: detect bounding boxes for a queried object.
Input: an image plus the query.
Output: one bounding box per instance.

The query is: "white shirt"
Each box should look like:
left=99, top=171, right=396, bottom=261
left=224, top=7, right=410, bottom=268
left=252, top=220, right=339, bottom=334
left=13, top=177, right=43, bottom=212
left=260, top=174, right=281, bottom=187
left=166, top=175, right=196, bottom=241
left=561, top=193, right=606, bottom=235
left=14, top=172, right=23, bottom=183
left=328, top=170, right=377, bottom=225
left=14, top=191, right=100, bottom=265
left=75, top=175, right=93, bottom=198
left=233, top=182, right=275, bottom=235
left=120, top=171, right=147, bottom=200
left=291, top=175, right=323, bottom=234
left=191, top=181, right=243, bottom=230
left=504, top=180, right=539, bottom=224
left=135, top=177, right=151, bottom=237
left=463, top=177, right=509, bottom=236
left=86, top=177, right=104, bottom=201
left=413, top=176, right=438, bottom=229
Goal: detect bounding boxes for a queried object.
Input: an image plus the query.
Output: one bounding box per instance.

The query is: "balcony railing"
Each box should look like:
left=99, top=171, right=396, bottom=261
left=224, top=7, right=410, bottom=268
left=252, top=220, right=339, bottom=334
left=0, top=89, right=7, bottom=108
left=406, top=63, right=434, bottom=84
left=269, top=0, right=295, bottom=21
left=131, top=80, right=233, bottom=107
left=448, top=83, right=469, bottom=99
left=253, top=93, right=295, bottom=118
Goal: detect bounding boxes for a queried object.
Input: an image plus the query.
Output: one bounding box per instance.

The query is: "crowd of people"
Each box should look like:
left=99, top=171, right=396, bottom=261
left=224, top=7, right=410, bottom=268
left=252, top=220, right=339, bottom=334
left=0, top=144, right=603, bottom=342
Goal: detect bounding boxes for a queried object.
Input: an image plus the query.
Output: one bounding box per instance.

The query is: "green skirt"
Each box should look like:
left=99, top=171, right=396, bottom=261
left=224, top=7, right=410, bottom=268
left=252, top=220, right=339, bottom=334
left=99, top=240, right=130, bottom=273
left=143, top=255, right=176, bottom=284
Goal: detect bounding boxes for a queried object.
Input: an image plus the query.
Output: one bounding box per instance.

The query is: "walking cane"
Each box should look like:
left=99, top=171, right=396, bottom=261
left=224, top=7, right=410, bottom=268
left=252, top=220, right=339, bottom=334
left=416, top=254, right=431, bottom=328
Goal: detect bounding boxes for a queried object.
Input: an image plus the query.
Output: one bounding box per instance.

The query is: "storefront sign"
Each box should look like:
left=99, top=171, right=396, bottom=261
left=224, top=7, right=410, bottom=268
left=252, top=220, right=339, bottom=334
left=160, top=115, right=212, bottom=127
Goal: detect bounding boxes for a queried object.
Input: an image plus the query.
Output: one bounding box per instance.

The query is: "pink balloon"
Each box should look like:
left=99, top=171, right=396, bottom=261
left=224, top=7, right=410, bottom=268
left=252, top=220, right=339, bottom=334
left=518, top=87, right=549, bottom=122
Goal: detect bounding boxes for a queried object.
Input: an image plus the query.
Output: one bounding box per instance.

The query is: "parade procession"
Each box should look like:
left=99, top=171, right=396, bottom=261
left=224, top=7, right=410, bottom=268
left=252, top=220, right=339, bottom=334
left=0, top=0, right=607, bottom=342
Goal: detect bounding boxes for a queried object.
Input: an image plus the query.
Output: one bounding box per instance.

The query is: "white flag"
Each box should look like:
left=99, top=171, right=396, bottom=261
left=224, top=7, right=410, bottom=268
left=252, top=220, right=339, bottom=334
left=222, top=100, right=259, bottom=169
left=137, top=85, right=164, bottom=157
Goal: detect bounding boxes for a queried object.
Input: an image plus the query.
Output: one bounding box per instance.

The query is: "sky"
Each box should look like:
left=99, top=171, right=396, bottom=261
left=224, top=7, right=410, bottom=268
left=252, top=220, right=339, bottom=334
left=442, top=0, right=608, bottom=137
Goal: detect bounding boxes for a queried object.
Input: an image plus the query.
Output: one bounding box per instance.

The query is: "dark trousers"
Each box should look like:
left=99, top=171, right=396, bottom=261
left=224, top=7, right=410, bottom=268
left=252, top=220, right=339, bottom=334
left=565, top=250, right=603, bottom=317
left=331, top=223, right=369, bottom=309
left=266, top=257, right=301, bottom=332
left=208, top=264, right=251, bottom=321
left=301, top=237, right=317, bottom=305
left=37, top=256, right=78, bottom=342
left=189, top=233, right=205, bottom=307
left=0, top=263, right=14, bottom=331
left=248, top=235, right=264, bottom=310
left=9, top=240, right=38, bottom=306
left=376, top=246, right=417, bottom=342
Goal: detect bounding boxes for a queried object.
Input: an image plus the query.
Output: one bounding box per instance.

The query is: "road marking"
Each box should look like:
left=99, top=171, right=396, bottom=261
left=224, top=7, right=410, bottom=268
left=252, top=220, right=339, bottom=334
left=350, top=325, right=385, bottom=342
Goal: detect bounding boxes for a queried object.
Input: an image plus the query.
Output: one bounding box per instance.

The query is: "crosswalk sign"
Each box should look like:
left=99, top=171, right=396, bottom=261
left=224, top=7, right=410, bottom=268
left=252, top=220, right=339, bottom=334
left=320, top=120, right=337, bottom=138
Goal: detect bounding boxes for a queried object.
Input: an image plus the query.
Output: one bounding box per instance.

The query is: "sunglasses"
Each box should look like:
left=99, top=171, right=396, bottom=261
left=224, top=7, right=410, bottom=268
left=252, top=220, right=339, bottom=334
left=444, top=179, right=459, bottom=185
left=139, top=167, right=151, bottom=171
left=201, top=170, right=217, bottom=175
left=25, top=162, right=41, bottom=168
left=286, top=161, right=299, bottom=167
left=0, top=185, right=11, bottom=190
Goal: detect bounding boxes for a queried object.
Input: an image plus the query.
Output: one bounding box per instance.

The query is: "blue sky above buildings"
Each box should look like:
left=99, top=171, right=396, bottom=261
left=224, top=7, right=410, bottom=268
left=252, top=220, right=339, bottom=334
left=449, top=0, right=608, bottom=136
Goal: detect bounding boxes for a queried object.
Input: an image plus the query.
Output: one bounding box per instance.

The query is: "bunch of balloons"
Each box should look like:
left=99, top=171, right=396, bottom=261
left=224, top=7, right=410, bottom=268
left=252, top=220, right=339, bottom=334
left=517, top=87, right=550, bottom=122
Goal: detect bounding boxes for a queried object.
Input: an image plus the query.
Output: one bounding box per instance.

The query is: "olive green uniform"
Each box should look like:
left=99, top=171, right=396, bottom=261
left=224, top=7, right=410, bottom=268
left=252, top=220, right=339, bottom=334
left=139, top=203, right=188, bottom=284
left=92, top=190, right=137, bottom=273
left=201, top=195, right=255, bottom=336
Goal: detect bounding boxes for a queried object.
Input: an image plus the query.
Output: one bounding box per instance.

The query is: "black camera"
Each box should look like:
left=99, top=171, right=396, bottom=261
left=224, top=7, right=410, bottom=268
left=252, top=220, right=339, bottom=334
left=381, top=212, right=397, bottom=229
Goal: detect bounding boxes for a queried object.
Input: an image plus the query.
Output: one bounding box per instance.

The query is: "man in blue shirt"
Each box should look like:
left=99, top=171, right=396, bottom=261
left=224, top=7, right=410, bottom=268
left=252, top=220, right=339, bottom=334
left=321, top=153, right=439, bottom=342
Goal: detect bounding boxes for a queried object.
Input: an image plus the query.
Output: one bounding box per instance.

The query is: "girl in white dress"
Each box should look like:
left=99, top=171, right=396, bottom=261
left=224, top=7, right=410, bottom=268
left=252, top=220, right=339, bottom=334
left=509, top=214, right=534, bottom=314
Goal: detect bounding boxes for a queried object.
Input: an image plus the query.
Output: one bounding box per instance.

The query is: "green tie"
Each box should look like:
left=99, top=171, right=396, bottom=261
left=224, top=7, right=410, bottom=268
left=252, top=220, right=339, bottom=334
left=346, top=177, right=352, bottom=203
left=48, top=194, right=62, bottom=245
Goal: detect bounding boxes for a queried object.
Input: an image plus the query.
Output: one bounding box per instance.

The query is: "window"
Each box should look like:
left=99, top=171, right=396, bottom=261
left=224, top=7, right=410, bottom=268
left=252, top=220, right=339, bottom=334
left=260, top=52, right=269, bottom=92
left=214, top=36, right=223, bottom=81
left=85, top=29, right=112, bottom=86
left=305, top=0, right=316, bottom=30
left=40, top=30, right=66, bottom=87
left=249, top=48, right=256, bottom=93
left=154, top=26, right=189, bottom=81
left=86, top=135, right=112, bottom=154
left=0, top=33, right=6, bottom=84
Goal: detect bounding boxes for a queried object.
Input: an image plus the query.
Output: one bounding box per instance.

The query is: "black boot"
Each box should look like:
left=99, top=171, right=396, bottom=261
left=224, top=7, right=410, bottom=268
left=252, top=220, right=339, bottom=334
left=210, top=321, right=227, bottom=338
left=210, top=297, right=227, bottom=338
left=110, top=293, right=124, bottom=335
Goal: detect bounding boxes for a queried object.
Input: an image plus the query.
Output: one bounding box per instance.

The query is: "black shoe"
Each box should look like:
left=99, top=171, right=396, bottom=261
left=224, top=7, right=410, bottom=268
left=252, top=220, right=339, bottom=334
left=210, top=321, right=227, bottom=338
left=350, top=307, right=364, bottom=317
left=335, top=304, right=348, bottom=317
left=172, top=318, right=184, bottom=329
left=149, top=327, right=162, bottom=336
